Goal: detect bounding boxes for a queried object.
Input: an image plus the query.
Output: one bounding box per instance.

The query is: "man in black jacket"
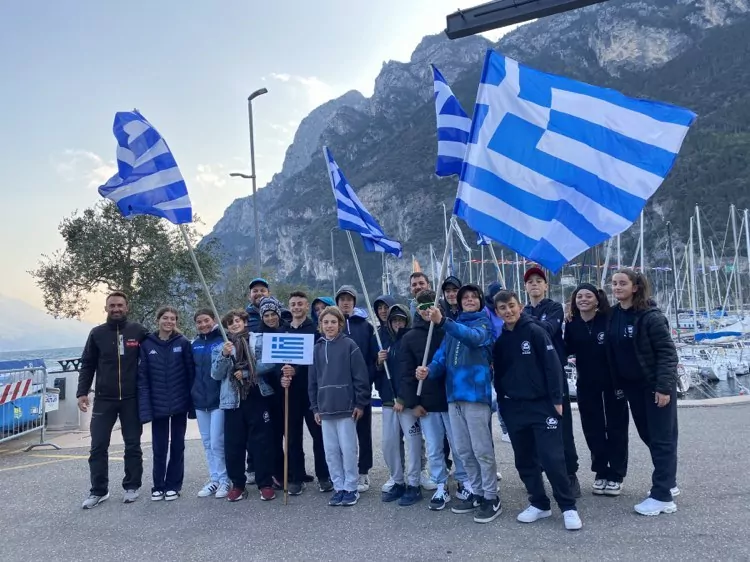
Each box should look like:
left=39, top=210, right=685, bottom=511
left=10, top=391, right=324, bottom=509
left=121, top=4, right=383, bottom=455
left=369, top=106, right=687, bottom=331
left=523, top=267, right=580, bottom=497
left=493, top=290, right=582, bottom=531
left=283, top=291, right=332, bottom=494
left=77, top=291, right=148, bottom=509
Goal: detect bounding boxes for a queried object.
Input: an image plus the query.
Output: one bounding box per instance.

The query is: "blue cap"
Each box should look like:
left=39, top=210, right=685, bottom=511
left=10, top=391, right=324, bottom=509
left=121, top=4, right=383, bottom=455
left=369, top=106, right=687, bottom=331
left=248, top=277, right=269, bottom=290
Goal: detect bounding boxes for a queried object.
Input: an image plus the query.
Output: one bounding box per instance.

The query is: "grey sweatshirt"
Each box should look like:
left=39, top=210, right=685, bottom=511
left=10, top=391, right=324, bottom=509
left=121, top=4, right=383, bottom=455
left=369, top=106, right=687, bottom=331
left=308, top=332, right=370, bottom=419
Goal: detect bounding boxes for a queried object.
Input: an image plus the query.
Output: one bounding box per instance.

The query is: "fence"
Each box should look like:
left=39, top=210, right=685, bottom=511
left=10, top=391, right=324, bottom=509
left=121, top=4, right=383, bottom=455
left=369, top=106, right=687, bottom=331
left=0, top=359, right=60, bottom=450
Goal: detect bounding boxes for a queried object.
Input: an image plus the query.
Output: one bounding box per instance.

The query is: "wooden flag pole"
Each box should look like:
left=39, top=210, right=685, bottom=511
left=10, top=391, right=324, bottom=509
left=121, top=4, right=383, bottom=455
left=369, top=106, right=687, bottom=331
left=283, top=386, right=289, bottom=505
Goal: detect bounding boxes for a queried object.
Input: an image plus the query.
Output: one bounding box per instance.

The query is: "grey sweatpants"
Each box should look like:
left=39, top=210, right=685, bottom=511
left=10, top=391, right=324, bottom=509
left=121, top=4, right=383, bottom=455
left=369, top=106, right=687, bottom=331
left=382, top=407, right=422, bottom=487
left=449, top=401, right=498, bottom=500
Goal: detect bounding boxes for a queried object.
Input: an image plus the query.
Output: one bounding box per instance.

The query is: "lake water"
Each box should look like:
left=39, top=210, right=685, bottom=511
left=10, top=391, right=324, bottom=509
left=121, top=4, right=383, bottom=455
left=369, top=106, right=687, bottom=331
left=0, top=347, right=84, bottom=373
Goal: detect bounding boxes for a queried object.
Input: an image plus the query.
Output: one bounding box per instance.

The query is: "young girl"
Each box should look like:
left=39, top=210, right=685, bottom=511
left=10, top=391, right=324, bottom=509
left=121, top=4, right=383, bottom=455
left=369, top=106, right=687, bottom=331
left=137, top=307, right=194, bottom=501
left=608, top=269, right=680, bottom=516
left=211, top=309, right=277, bottom=502
left=564, top=283, right=628, bottom=497
left=305, top=306, right=370, bottom=507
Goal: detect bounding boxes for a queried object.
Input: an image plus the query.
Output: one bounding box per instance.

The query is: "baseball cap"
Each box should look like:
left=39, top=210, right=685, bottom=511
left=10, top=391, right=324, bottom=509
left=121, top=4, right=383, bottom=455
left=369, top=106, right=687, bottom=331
left=523, top=267, right=547, bottom=284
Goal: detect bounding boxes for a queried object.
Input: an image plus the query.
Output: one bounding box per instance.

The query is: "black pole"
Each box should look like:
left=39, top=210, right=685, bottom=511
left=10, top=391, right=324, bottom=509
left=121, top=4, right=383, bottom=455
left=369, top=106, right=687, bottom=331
left=666, top=221, right=681, bottom=342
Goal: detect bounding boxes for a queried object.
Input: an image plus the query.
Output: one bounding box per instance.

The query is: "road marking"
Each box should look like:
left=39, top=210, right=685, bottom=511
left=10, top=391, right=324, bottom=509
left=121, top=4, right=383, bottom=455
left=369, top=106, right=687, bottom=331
left=0, top=452, right=125, bottom=472
left=0, top=458, right=81, bottom=472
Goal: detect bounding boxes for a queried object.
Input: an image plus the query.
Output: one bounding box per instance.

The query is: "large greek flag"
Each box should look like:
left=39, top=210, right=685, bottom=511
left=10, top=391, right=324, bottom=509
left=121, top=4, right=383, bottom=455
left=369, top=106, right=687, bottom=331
left=455, top=50, right=696, bottom=272
left=98, top=110, right=192, bottom=224
left=432, top=65, right=472, bottom=177
left=324, top=147, right=402, bottom=258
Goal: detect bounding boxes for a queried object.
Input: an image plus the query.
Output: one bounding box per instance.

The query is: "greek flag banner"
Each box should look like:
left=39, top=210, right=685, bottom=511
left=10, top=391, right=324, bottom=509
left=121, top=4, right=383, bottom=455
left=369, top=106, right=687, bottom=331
left=99, top=110, right=192, bottom=224
left=261, top=333, right=314, bottom=365
left=324, top=146, right=402, bottom=258
left=432, top=65, right=472, bottom=177
left=455, top=50, right=696, bottom=272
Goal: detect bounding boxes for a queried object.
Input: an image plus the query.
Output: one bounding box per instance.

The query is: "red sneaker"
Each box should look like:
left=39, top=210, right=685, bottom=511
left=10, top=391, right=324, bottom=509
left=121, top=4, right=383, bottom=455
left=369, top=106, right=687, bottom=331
left=226, top=487, right=246, bottom=502
left=260, top=487, right=276, bottom=501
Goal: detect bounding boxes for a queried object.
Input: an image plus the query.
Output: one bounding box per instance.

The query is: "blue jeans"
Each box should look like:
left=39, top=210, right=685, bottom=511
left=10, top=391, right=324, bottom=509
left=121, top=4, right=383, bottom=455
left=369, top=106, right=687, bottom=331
left=420, top=411, right=467, bottom=486
left=322, top=417, right=359, bottom=493
left=195, top=408, right=228, bottom=485
left=151, top=413, right=187, bottom=493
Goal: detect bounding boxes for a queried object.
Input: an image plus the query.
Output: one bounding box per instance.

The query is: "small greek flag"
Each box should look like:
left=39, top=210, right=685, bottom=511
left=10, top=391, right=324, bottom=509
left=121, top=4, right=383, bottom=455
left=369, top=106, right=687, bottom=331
left=98, top=110, right=192, bottom=224
left=324, top=147, right=402, bottom=258
left=456, top=50, right=696, bottom=273
left=432, top=65, right=471, bottom=177
left=261, top=333, right=314, bottom=365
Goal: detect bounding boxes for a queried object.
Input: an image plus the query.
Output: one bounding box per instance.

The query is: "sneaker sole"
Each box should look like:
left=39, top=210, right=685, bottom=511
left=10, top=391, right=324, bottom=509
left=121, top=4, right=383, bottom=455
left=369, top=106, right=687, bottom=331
left=151, top=496, right=164, bottom=502
left=474, top=506, right=503, bottom=524
left=565, top=522, right=583, bottom=531
left=123, top=495, right=139, bottom=504
left=227, top=495, right=246, bottom=502
left=165, top=495, right=179, bottom=501
left=82, top=493, right=110, bottom=509
left=592, top=488, right=606, bottom=496
left=451, top=505, right=479, bottom=514
left=342, top=500, right=358, bottom=506
left=428, top=502, right=446, bottom=511
left=197, top=492, right=215, bottom=498
left=634, top=504, right=677, bottom=516
left=517, top=511, right=552, bottom=523
left=603, top=489, right=622, bottom=497
left=214, top=493, right=229, bottom=499
left=260, top=495, right=276, bottom=501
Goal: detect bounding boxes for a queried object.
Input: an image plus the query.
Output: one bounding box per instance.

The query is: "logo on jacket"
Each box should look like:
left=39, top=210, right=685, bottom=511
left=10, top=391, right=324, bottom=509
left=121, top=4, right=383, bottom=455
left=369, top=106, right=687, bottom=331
left=597, top=332, right=605, bottom=344
left=615, top=389, right=625, bottom=400
left=625, top=325, right=634, bottom=338
left=173, top=346, right=182, bottom=352
left=541, top=314, right=547, bottom=321
left=521, top=341, right=531, bottom=355
left=263, top=410, right=270, bottom=423
left=125, top=339, right=139, bottom=348
left=546, top=417, right=558, bottom=429
left=148, top=349, right=157, bottom=355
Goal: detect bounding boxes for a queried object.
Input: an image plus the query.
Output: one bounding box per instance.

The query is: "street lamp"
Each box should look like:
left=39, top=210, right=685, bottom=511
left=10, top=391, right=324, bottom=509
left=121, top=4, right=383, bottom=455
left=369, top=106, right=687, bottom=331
left=330, top=227, right=338, bottom=294
left=229, top=87, right=268, bottom=277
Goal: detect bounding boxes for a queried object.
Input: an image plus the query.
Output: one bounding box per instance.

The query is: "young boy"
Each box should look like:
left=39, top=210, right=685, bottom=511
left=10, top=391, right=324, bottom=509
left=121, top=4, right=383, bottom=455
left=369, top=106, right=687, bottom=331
left=416, top=284, right=501, bottom=524
left=307, top=306, right=370, bottom=507
left=375, top=304, right=423, bottom=507
left=492, top=290, right=582, bottom=531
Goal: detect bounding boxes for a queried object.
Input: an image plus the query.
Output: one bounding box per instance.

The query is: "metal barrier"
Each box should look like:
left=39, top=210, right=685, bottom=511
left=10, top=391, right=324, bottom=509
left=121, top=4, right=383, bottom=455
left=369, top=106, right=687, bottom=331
left=0, top=359, right=61, bottom=450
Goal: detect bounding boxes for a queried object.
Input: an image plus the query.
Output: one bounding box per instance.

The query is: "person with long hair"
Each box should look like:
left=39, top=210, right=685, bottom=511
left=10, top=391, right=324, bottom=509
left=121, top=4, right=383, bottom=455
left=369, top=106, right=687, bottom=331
left=137, top=306, right=194, bottom=501
left=608, top=269, right=680, bottom=516
left=565, top=283, right=629, bottom=497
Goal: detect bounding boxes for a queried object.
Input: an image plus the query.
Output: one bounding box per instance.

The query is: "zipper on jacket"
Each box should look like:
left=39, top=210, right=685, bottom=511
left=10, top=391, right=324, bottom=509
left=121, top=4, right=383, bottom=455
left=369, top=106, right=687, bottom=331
left=117, top=326, right=122, bottom=400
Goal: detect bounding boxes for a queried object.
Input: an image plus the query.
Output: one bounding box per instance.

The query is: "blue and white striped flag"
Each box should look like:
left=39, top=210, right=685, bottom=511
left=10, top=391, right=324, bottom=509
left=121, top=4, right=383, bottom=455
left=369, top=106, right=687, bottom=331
left=324, top=147, right=402, bottom=258
left=98, top=110, right=192, bottom=224
left=455, top=51, right=696, bottom=273
left=432, top=65, right=471, bottom=177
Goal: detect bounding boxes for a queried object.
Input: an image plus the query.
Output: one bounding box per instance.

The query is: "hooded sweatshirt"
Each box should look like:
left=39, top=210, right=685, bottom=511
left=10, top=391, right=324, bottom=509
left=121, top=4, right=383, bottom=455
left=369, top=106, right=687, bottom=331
left=397, top=310, right=446, bottom=411
left=438, top=275, right=462, bottom=321
left=308, top=332, right=370, bottom=419
left=524, top=298, right=566, bottom=367
left=372, top=294, right=397, bottom=352
left=191, top=324, right=224, bottom=411
left=374, top=304, right=411, bottom=406
left=492, top=313, right=564, bottom=405
left=284, top=316, right=317, bottom=398
left=335, top=285, right=376, bottom=384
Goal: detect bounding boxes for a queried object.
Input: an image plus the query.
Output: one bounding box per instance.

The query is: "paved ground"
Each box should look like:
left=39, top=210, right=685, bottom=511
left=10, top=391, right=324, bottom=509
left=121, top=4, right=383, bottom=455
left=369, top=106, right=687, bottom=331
left=1, top=404, right=749, bottom=562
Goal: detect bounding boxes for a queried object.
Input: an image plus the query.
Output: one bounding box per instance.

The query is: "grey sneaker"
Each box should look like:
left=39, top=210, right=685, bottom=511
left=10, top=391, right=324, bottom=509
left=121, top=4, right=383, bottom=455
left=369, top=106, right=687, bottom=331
left=123, top=489, right=139, bottom=503
left=82, top=492, right=110, bottom=509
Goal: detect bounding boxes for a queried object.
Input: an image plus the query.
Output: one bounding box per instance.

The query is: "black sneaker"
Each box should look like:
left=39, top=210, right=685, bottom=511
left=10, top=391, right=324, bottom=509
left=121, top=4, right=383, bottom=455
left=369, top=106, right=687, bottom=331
left=382, top=482, right=406, bottom=503
left=569, top=475, right=582, bottom=499
left=318, top=478, right=334, bottom=493
left=473, top=496, right=502, bottom=523
left=451, top=493, right=480, bottom=514
left=397, top=485, right=423, bottom=507
left=288, top=482, right=304, bottom=496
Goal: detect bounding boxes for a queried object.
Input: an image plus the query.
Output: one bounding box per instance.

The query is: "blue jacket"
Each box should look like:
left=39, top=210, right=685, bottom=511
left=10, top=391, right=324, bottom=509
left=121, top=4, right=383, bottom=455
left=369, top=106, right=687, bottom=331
left=191, top=325, right=224, bottom=411
left=210, top=333, right=277, bottom=410
left=483, top=306, right=504, bottom=339
left=137, top=333, right=195, bottom=422
left=427, top=311, right=494, bottom=405
left=374, top=303, right=411, bottom=405
left=245, top=303, right=262, bottom=332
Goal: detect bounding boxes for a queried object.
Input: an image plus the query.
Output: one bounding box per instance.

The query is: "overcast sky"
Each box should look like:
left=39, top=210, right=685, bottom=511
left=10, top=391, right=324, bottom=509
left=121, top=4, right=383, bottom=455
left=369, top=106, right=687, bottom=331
left=0, top=0, right=507, bottom=320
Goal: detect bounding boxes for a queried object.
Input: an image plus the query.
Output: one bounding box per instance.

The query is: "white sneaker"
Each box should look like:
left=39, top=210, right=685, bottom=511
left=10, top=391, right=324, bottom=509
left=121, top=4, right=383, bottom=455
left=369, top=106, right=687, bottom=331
left=198, top=482, right=218, bottom=498
left=246, top=471, right=255, bottom=485
left=670, top=486, right=681, bottom=497
left=634, top=497, right=677, bottom=516
left=123, top=489, right=139, bottom=503
left=165, top=491, right=179, bottom=501
left=563, top=510, right=582, bottom=531
left=357, top=474, right=370, bottom=493
left=517, top=505, right=552, bottom=523
left=215, top=482, right=230, bottom=499
left=381, top=477, right=396, bottom=493
left=420, top=470, right=437, bottom=491
left=501, top=433, right=511, bottom=443
left=151, top=491, right=164, bottom=501
left=604, top=481, right=622, bottom=496
left=592, top=479, right=606, bottom=495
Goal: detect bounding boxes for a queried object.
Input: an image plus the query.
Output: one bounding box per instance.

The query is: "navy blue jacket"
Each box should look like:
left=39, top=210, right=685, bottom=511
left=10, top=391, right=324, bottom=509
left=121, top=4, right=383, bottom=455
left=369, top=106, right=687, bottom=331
left=284, top=317, right=317, bottom=399
left=245, top=303, right=262, bottom=332
left=191, top=325, right=224, bottom=411
left=372, top=295, right=397, bottom=353
left=524, top=299, right=566, bottom=368
left=138, top=333, right=195, bottom=422
left=343, top=309, right=376, bottom=385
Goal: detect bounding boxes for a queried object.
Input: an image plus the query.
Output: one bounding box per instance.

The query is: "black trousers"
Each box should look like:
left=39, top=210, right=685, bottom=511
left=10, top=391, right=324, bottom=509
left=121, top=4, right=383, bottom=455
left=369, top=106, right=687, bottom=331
left=501, top=398, right=576, bottom=512
left=151, top=413, right=188, bottom=493
left=561, top=386, right=579, bottom=476
left=577, top=381, right=629, bottom=482
left=356, top=404, right=373, bottom=475
left=224, top=392, right=274, bottom=489
left=285, top=385, right=328, bottom=483
left=623, top=382, right=678, bottom=502
left=89, top=397, right=143, bottom=496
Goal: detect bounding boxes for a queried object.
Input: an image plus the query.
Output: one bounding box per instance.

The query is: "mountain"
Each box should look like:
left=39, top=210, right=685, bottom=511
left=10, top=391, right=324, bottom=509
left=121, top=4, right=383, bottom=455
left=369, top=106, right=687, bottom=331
left=0, top=295, right=94, bottom=353
left=205, top=0, right=750, bottom=298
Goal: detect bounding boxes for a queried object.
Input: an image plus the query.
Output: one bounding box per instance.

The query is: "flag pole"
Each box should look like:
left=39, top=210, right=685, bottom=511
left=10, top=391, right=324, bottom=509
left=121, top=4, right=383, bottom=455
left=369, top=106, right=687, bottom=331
left=345, top=231, right=392, bottom=380
left=178, top=225, right=228, bottom=342
left=417, top=215, right=455, bottom=396
left=486, top=242, right=504, bottom=286
left=283, top=386, right=289, bottom=505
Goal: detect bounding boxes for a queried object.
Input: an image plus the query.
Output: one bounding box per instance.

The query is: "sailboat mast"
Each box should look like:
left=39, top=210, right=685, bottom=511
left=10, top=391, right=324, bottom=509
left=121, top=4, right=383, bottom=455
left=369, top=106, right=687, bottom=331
left=731, top=205, right=743, bottom=312
left=689, top=217, right=698, bottom=334
left=710, top=240, right=722, bottom=310
left=696, top=206, right=713, bottom=321
left=640, top=210, right=645, bottom=274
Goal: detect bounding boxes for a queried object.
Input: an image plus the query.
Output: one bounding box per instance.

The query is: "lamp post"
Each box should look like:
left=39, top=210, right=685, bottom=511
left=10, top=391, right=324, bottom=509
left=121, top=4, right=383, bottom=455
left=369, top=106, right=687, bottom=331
left=229, top=87, right=268, bottom=277
left=330, top=227, right=337, bottom=293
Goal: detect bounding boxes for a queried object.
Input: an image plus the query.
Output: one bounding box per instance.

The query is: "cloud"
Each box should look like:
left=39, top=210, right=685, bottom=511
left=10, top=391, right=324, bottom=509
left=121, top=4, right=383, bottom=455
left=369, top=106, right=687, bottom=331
left=266, top=73, right=338, bottom=108
left=52, top=149, right=117, bottom=189
left=194, top=164, right=227, bottom=190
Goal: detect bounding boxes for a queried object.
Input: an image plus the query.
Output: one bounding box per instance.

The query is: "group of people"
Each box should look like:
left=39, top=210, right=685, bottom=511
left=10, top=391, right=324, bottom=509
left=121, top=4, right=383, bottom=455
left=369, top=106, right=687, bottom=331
left=76, top=266, right=680, bottom=530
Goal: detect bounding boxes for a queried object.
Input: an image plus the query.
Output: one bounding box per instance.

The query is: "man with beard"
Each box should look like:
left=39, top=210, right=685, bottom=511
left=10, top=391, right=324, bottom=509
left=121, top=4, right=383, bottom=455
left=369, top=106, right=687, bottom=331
left=77, top=292, right=148, bottom=509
